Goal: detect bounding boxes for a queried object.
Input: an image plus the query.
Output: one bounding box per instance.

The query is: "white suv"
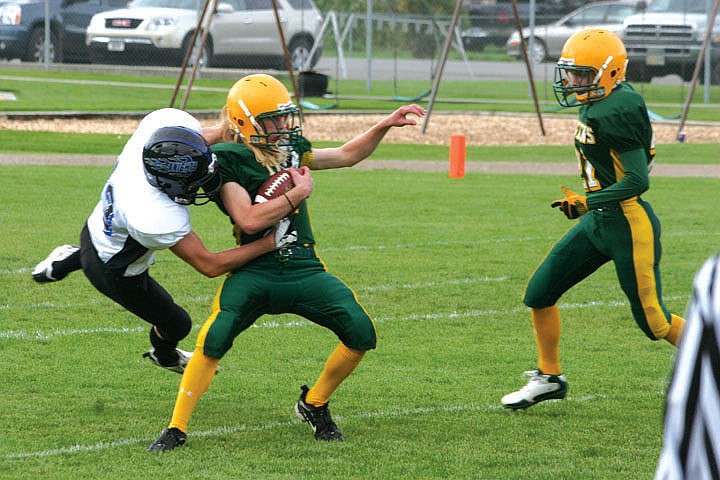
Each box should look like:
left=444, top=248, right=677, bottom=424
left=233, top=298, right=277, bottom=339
left=86, top=0, right=323, bottom=70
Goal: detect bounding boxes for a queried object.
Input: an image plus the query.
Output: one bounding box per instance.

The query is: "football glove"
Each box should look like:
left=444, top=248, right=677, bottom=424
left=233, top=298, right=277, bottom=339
left=273, top=217, right=297, bottom=249
left=551, top=186, right=588, bottom=219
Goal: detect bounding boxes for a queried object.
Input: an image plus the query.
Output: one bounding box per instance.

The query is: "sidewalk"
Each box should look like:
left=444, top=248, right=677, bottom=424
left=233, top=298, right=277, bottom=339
left=1, top=154, right=717, bottom=177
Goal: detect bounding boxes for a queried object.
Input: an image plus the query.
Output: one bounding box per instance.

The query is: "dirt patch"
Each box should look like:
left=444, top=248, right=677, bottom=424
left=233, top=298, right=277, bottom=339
left=1, top=113, right=718, bottom=176
left=1, top=113, right=719, bottom=146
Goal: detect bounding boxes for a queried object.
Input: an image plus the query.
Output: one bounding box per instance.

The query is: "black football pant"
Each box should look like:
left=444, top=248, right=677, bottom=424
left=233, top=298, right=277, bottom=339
left=79, top=223, right=192, bottom=358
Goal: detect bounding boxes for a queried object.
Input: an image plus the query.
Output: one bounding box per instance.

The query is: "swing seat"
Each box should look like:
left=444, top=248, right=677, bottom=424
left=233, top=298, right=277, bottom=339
left=392, top=88, right=431, bottom=102
left=300, top=99, right=337, bottom=110
left=647, top=108, right=680, bottom=121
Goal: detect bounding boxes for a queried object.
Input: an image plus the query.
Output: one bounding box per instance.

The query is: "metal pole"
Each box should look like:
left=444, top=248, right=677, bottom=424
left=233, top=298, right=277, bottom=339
left=510, top=0, right=545, bottom=135
left=170, top=0, right=211, bottom=108
left=366, top=0, right=373, bottom=92
left=677, top=0, right=720, bottom=140
left=528, top=0, right=535, bottom=66
left=421, top=0, right=463, bottom=134
left=271, top=0, right=301, bottom=117
left=44, top=0, right=50, bottom=69
left=181, top=0, right=216, bottom=111
left=704, top=0, right=712, bottom=103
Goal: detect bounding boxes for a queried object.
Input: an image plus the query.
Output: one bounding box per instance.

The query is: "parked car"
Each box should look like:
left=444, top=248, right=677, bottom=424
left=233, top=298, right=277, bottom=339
left=86, top=0, right=323, bottom=70
left=506, top=0, right=646, bottom=62
left=463, top=0, right=588, bottom=49
left=0, top=0, right=127, bottom=63
left=623, top=0, right=720, bottom=83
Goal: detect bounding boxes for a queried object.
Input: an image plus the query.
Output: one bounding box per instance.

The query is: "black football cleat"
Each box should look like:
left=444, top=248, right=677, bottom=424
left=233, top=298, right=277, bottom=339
left=294, top=385, right=344, bottom=441
left=147, top=427, right=187, bottom=452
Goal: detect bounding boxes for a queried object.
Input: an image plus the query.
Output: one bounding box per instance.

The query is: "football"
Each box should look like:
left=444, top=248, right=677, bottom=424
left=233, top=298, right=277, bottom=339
left=254, top=169, right=295, bottom=204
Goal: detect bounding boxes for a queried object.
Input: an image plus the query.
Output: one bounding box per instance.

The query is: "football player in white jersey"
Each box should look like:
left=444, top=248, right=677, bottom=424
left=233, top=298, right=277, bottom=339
left=32, top=108, right=296, bottom=373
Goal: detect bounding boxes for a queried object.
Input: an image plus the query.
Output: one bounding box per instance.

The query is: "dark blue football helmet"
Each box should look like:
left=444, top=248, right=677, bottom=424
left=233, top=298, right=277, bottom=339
left=142, top=126, right=221, bottom=205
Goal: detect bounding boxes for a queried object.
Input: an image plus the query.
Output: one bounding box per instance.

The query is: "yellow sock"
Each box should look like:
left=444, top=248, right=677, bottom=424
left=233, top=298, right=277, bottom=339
left=663, top=314, right=686, bottom=346
left=305, top=343, right=365, bottom=407
left=168, top=347, right=220, bottom=432
left=532, top=305, right=562, bottom=375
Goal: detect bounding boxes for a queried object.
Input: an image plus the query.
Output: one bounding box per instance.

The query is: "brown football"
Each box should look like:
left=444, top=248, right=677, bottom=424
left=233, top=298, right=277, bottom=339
left=254, top=169, right=295, bottom=204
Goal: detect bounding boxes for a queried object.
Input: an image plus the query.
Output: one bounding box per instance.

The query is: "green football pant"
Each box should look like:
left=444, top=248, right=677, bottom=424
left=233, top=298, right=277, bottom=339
left=524, top=198, right=674, bottom=340
left=200, top=256, right=377, bottom=358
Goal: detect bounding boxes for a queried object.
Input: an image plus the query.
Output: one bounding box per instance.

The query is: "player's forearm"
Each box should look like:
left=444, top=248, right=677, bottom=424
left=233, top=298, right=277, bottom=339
left=205, top=235, right=275, bottom=277
left=234, top=199, right=297, bottom=235
left=586, top=149, right=649, bottom=208
left=171, top=231, right=273, bottom=278
left=312, top=126, right=390, bottom=169
left=341, top=123, right=391, bottom=164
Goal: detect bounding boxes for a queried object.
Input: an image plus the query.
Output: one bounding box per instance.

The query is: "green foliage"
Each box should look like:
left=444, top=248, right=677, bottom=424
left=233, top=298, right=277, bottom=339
left=314, top=0, right=458, bottom=14
left=0, top=163, right=717, bottom=479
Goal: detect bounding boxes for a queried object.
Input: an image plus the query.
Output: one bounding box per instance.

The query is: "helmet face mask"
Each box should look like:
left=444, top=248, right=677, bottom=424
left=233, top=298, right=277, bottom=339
left=553, top=29, right=628, bottom=107
left=554, top=62, right=602, bottom=106
left=142, top=126, right=221, bottom=205
left=252, top=106, right=301, bottom=148
left=226, top=74, right=302, bottom=150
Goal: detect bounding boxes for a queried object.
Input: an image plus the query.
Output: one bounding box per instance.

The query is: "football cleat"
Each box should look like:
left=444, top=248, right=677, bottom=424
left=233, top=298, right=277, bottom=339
left=143, top=348, right=193, bottom=374
left=501, top=369, right=568, bottom=410
left=32, top=244, right=80, bottom=283
left=147, top=427, right=187, bottom=452
left=294, top=385, right=344, bottom=441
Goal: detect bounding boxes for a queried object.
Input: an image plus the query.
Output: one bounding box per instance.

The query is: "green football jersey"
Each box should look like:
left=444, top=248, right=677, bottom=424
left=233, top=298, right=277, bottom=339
left=574, top=82, right=655, bottom=196
left=212, top=138, right=315, bottom=247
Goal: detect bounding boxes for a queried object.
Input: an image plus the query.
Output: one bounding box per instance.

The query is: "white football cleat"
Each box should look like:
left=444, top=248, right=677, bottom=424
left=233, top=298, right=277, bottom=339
left=143, top=348, right=193, bottom=374
left=502, top=369, right=568, bottom=410
left=32, top=244, right=80, bottom=283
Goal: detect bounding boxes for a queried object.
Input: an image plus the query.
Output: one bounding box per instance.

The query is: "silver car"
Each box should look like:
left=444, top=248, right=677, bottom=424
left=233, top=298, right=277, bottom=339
left=506, top=0, right=646, bottom=63
left=86, top=0, right=323, bottom=69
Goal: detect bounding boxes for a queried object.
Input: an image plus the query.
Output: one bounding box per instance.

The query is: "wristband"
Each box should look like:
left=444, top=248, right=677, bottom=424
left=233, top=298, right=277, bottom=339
left=284, top=193, right=296, bottom=211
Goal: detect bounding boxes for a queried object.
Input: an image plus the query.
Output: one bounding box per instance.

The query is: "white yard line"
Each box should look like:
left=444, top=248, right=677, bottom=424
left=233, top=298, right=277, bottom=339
left=0, top=296, right=685, bottom=341
left=3, top=396, right=610, bottom=460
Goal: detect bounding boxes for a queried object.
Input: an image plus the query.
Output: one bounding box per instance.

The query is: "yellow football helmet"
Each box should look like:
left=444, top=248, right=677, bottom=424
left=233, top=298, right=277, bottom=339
left=553, top=28, right=628, bottom=107
left=225, top=74, right=301, bottom=148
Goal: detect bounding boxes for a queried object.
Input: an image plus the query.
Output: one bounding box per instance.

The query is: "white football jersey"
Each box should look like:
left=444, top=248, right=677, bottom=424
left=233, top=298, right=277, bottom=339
left=87, top=109, right=203, bottom=276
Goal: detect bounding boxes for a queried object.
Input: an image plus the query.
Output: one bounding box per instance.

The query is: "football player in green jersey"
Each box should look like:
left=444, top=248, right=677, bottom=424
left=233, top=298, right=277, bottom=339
left=502, top=29, right=686, bottom=410
left=149, top=74, right=425, bottom=450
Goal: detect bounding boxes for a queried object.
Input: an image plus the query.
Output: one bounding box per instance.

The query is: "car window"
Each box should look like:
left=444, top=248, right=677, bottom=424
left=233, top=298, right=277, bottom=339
left=129, top=0, right=200, bottom=8
left=63, top=0, right=100, bottom=6
left=565, top=6, right=606, bottom=27
left=606, top=5, right=640, bottom=23
left=648, top=0, right=706, bottom=14
left=286, top=0, right=315, bottom=8
left=221, top=0, right=246, bottom=9
left=245, top=0, right=272, bottom=10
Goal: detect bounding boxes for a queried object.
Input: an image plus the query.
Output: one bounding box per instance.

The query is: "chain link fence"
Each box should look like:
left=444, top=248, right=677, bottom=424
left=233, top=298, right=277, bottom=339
left=1, top=0, right=718, bottom=111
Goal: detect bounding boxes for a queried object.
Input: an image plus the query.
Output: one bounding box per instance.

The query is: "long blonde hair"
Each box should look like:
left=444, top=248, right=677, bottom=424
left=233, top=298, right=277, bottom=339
left=219, top=106, right=285, bottom=173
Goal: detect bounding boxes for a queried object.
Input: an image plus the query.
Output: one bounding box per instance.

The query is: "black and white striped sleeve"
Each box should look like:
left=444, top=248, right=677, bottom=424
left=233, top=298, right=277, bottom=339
left=656, top=254, right=720, bottom=480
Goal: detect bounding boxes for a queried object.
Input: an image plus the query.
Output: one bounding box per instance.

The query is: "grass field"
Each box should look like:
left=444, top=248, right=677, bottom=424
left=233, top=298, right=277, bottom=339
left=1, top=160, right=717, bottom=479
left=1, top=67, right=719, bottom=120
left=3, top=130, right=720, bottom=167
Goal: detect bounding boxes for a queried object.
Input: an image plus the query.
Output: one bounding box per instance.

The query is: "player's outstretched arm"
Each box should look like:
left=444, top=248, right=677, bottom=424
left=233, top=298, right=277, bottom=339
left=310, top=104, right=426, bottom=170
left=169, top=230, right=276, bottom=278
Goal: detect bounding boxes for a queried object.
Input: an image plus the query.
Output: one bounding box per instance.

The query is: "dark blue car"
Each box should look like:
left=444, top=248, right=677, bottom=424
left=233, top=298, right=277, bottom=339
left=0, top=0, right=127, bottom=63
